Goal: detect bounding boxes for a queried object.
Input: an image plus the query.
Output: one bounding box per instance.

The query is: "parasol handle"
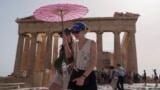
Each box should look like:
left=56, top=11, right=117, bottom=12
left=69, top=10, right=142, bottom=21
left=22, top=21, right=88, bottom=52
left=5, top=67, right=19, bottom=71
left=60, top=10, right=64, bottom=31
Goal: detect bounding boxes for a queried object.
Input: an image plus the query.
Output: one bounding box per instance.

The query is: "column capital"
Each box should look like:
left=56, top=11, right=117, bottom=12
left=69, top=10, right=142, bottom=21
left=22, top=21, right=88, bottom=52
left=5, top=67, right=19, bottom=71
left=128, top=30, right=136, bottom=34
left=53, top=33, right=59, bottom=37
left=96, top=31, right=103, bottom=34
left=24, top=34, right=30, bottom=37
left=30, top=32, right=38, bottom=37
left=113, top=31, right=121, bottom=34
left=37, top=41, right=42, bottom=44
left=46, top=32, right=54, bottom=36
left=18, top=32, right=26, bottom=36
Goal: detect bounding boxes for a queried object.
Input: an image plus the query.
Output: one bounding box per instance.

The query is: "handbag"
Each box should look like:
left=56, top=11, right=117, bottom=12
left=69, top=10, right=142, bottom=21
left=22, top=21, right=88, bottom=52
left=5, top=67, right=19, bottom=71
left=53, top=51, right=65, bottom=70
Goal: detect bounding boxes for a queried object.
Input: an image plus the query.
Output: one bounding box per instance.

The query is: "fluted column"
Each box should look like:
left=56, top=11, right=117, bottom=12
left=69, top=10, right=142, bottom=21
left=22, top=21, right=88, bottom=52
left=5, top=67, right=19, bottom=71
left=114, top=31, right=121, bottom=65
left=96, top=32, right=103, bottom=69
left=40, top=35, right=47, bottom=70
left=127, top=31, right=138, bottom=73
left=21, top=35, right=30, bottom=71
left=35, top=34, right=47, bottom=71
left=14, top=33, right=25, bottom=72
left=34, top=41, right=42, bottom=71
left=52, top=33, right=59, bottom=70
left=44, top=32, right=53, bottom=69
left=27, top=32, right=38, bottom=73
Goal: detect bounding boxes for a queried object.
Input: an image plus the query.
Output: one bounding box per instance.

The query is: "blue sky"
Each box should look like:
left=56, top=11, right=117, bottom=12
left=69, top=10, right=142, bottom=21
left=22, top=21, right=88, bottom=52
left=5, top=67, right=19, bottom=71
left=1, top=0, right=160, bottom=77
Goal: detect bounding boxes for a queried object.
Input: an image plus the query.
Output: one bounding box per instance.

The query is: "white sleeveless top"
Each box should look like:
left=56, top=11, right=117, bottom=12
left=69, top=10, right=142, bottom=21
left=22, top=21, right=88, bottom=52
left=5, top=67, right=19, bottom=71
left=74, top=39, right=92, bottom=70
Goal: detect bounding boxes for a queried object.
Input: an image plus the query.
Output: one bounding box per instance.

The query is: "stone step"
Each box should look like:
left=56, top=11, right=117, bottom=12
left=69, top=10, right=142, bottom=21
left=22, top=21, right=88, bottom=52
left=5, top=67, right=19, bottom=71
left=0, top=82, right=27, bottom=90
left=11, top=87, right=48, bottom=90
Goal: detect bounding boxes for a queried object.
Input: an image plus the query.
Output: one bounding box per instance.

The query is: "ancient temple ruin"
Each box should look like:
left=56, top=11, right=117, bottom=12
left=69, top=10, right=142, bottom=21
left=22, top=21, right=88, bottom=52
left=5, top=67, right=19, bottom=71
left=1, top=12, right=139, bottom=87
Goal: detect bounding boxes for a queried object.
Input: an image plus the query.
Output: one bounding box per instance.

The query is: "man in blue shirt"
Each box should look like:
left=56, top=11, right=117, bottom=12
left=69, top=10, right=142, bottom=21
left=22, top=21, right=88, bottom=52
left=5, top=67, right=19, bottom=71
left=116, top=64, right=125, bottom=90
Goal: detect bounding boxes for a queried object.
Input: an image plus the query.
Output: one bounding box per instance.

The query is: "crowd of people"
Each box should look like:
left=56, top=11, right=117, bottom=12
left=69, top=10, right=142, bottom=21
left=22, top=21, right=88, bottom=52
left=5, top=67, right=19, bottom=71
left=96, top=68, right=159, bottom=88
left=48, top=21, right=159, bottom=90
left=96, top=64, right=126, bottom=90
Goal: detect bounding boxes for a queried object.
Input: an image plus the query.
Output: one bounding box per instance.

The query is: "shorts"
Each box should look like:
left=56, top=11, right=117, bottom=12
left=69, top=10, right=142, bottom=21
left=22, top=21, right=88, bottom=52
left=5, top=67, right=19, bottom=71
left=68, top=69, right=97, bottom=90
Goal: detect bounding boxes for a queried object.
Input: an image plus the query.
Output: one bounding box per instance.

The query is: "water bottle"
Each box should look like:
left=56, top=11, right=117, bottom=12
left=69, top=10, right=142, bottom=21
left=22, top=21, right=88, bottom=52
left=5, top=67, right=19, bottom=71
left=62, top=63, right=68, bottom=77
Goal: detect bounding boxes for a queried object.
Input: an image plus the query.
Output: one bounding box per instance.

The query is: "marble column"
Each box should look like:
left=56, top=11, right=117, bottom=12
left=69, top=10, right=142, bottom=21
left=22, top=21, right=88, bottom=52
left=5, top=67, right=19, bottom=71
left=34, top=41, right=42, bottom=71
left=114, top=31, right=121, bottom=65
left=40, top=35, right=47, bottom=70
left=35, top=34, right=47, bottom=71
left=21, top=35, right=30, bottom=71
left=27, top=32, right=38, bottom=73
left=52, top=33, right=59, bottom=70
left=44, top=32, right=53, bottom=70
left=96, top=32, right=103, bottom=69
left=14, top=33, right=25, bottom=72
left=127, top=31, right=138, bottom=73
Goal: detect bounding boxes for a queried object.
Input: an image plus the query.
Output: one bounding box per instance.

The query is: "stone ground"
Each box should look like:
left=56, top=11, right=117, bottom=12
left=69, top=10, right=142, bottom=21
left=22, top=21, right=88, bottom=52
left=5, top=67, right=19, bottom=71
left=1, top=83, right=160, bottom=90
left=98, top=83, right=160, bottom=90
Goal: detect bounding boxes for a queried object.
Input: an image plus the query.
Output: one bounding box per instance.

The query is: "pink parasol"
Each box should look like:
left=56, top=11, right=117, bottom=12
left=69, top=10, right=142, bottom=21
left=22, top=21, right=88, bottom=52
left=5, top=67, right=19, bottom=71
left=33, top=3, right=88, bottom=30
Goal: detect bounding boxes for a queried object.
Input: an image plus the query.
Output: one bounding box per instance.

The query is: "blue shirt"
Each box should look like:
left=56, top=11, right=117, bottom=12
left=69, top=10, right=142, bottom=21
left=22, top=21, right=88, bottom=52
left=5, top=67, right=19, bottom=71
left=117, top=66, right=125, bottom=76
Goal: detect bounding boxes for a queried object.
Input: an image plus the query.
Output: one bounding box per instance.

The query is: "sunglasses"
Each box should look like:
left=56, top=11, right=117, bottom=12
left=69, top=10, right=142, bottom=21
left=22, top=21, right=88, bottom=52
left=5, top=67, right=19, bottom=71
left=72, top=31, right=81, bottom=34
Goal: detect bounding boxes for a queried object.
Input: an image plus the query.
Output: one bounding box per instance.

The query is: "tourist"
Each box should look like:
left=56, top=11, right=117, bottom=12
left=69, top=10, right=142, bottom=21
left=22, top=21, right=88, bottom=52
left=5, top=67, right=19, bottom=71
left=128, top=71, right=134, bottom=84
left=108, top=66, right=118, bottom=90
left=97, top=68, right=107, bottom=84
left=143, top=70, right=147, bottom=86
left=153, top=69, right=158, bottom=87
left=49, top=28, right=74, bottom=90
left=116, top=64, right=125, bottom=90
left=64, top=22, right=97, bottom=90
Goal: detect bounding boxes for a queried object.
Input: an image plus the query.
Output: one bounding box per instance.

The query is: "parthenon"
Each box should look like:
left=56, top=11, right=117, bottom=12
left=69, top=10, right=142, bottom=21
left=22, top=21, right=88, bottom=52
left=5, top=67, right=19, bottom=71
left=1, top=12, right=139, bottom=86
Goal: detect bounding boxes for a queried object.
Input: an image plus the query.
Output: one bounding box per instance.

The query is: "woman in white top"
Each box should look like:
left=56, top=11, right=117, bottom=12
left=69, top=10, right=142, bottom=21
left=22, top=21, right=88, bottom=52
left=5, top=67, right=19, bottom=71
left=63, top=22, right=97, bottom=90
